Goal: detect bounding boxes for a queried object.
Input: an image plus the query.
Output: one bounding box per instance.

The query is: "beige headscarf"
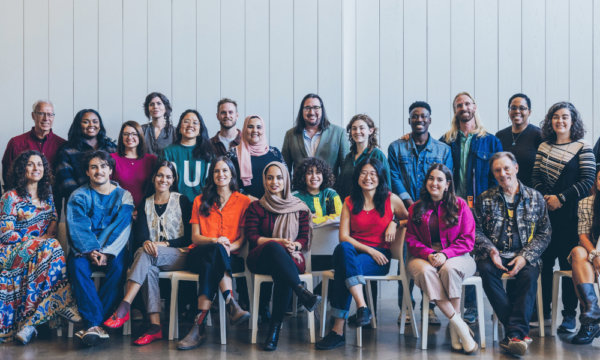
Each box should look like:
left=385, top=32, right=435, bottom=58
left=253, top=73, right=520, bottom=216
left=259, top=162, right=313, bottom=259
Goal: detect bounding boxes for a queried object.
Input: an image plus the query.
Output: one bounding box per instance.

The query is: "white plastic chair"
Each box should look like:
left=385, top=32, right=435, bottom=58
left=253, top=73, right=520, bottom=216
left=320, top=228, right=419, bottom=347
left=492, top=273, right=544, bottom=341
left=249, top=247, right=316, bottom=344
left=551, top=270, right=572, bottom=336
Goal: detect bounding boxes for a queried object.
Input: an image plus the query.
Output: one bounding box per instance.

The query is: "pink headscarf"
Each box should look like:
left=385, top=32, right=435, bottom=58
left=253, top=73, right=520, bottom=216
left=236, top=115, right=269, bottom=186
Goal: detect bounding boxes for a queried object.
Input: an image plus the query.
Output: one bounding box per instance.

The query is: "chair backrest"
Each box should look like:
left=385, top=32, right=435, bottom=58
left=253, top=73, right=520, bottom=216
left=310, top=223, right=340, bottom=256
left=57, top=223, right=69, bottom=254
left=390, top=227, right=407, bottom=268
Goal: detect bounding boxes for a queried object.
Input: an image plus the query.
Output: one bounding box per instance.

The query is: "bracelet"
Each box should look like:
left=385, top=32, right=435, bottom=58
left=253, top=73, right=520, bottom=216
left=588, top=250, right=598, bottom=263
left=392, top=218, right=400, bottom=227
left=558, top=193, right=566, bottom=204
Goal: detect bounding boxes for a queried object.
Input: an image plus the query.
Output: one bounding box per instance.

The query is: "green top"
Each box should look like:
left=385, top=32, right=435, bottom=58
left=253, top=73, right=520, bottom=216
left=457, top=131, right=475, bottom=199
left=159, top=143, right=211, bottom=202
left=292, top=188, right=343, bottom=225
left=335, top=147, right=391, bottom=201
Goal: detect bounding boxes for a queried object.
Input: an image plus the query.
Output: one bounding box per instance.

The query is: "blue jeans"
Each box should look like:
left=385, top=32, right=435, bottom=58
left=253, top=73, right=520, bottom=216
left=67, top=249, right=128, bottom=328
left=330, top=242, right=391, bottom=319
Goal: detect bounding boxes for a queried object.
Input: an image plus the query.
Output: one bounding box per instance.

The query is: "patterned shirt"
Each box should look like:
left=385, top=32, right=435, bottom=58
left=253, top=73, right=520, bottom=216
left=457, top=132, right=475, bottom=199
left=292, top=188, right=342, bottom=225
left=578, top=195, right=600, bottom=247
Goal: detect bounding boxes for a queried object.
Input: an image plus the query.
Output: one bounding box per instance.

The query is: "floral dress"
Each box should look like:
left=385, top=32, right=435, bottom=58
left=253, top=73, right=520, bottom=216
left=0, top=190, right=76, bottom=341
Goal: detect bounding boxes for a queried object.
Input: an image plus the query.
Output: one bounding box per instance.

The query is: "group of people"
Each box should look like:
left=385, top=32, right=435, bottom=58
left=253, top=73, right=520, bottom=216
left=1, top=90, right=600, bottom=357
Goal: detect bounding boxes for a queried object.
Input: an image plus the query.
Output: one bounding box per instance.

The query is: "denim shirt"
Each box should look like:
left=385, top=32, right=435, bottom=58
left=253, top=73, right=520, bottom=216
left=388, top=134, right=453, bottom=202
left=66, top=181, right=134, bottom=257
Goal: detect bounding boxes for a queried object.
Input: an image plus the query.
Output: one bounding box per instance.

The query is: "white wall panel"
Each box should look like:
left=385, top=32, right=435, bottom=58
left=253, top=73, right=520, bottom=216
left=403, top=0, right=426, bottom=110
left=450, top=0, right=474, bottom=97
left=474, top=0, right=498, bottom=133
left=545, top=0, right=569, bottom=109
left=522, top=0, right=545, bottom=123
left=148, top=0, right=171, bottom=100
left=293, top=0, right=318, bottom=114
left=570, top=0, right=593, bottom=143
left=594, top=0, right=600, bottom=142
left=24, top=0, right=49, bottom=127
left=99, top=0, right=123, bottom=140
left=123, top=0, right=148, bottom=123
left=318, top=0, right=343, bottom=127
left=497, top=0, right=521, bottom=133
left=246, top=0, right=270, bottom=141
left=380, top=0, right=403, bottom=152
left=197, top=0, right=221, bottom=137
left=356, top=0, right=379, bottom=125
left=172, top=0, right=196, bottom=122
left=220, top=0, right=245, bottom=120
left=269, top=0, right=294, bottom=150
left=74, top=0, right=99, bottom=111
left=427, top=0, right=451, bottom=139
left=49, top=0, right=74, bottom=138
left=341, top=0, right=356, bottom=127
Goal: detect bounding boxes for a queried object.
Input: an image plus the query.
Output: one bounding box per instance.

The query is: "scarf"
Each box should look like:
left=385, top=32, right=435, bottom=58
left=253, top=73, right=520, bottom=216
left=236, top=115, right=269, bottom=186
left=259, top=162, right=313, bottom=261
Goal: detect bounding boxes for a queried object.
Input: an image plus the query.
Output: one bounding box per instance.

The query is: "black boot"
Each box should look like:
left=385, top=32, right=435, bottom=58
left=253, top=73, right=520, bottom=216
left=572, top=324, right=600, bottom=345
left=577, top=283, right=600, bottom=325
left=294, top=284, right=322, bottom=312
left=263, top=322, right=282, bottom=351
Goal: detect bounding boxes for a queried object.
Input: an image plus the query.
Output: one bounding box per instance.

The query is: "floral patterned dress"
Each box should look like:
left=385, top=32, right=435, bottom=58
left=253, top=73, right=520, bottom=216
left=0, top=190, right=76, bottom=341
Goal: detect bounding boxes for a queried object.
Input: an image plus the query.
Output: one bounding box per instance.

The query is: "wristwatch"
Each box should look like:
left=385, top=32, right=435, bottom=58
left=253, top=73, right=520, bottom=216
left=558, top=193, right=566, bottom=204
left=588, top=250, right=598, bottom=263
left=392, top=218, right=400, bottom=227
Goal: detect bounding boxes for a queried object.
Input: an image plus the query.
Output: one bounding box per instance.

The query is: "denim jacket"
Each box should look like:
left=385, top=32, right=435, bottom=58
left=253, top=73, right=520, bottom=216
left=66, top=181, right=134, bottom=257
left=441, top=132, right=502, bottom=200
left=473, top=181, right=551, bottom=267
left=388, top=134, right=453, bottom=202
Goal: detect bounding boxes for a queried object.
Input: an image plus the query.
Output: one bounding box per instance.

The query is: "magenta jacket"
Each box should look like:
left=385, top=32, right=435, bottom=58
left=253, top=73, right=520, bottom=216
left=405, top=197, right=475, bottom=260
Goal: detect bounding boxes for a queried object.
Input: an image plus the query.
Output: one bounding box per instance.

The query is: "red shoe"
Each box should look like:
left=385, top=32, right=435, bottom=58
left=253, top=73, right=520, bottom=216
left=103, top=311, right=129, bottom=328
left=133, top=329, right=163, bottom=346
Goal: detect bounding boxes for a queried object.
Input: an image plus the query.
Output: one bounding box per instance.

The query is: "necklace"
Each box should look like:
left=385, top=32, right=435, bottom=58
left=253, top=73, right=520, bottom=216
left=511, top=130, right=524, bottom=146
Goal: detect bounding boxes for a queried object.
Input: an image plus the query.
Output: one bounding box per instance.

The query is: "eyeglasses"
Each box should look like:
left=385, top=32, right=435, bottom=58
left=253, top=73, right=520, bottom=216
left=303, top=106, right=322, bottom=112
left=35, top=112, right=55, bottom=118
left=509, top=106, right=529, bottom=112
left=359, top=171, right=378, bottom=179
left=122, top=132, right=139, bottom=138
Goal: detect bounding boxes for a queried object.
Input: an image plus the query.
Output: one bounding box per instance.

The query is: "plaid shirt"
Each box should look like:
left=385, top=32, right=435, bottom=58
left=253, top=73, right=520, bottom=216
left=578, top=195, right=600, bottom=247
left=473, top=181, right=552, bottom=267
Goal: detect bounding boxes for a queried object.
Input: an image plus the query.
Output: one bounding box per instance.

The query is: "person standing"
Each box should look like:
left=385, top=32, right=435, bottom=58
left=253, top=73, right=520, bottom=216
left=141, top=92, right=178, bottom=157
left=211, top=98, right=242, bottom=156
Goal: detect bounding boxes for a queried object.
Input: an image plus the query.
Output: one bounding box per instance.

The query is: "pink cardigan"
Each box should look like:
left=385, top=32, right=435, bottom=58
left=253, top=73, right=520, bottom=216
left=405, top=197, right=475, bottom=260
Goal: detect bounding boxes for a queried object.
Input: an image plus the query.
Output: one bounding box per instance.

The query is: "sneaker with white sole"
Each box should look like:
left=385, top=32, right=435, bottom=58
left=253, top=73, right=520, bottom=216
left=15, top=326, right=37, bottom=345
left=428, top=308, right=441, bottom=325
left=58, top=306, right=82, bottom=323
left=463, top=307, right=478, bottom=324
left=81, top=326, right=109, bottom=346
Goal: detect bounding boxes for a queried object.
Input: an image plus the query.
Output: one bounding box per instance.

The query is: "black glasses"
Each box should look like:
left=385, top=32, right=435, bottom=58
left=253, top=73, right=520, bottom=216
left=35, top=112, right=55, bottom=118
left=303, top=106, right=322, bottom=112
left=509, top=106, right=529, bottom=112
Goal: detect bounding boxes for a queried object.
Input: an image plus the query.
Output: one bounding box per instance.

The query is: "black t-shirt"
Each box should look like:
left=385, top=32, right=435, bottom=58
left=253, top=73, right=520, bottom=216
left=135, top=195, right=193, bottom=250
left=495, top=124, right=542, bottom=188
left=498, top=192, right=522, bottom=255
left=415, top=142, right=427, bottom=154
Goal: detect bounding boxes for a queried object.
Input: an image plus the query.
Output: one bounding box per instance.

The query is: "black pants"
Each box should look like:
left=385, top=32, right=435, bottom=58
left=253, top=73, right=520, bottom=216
left=187, top=243, right=232, bottom=301
left=478, top=257, right=539, bottom=338
left=541, top=219, right=579, bottom=317
left=254, top=242, right=302, bottom=323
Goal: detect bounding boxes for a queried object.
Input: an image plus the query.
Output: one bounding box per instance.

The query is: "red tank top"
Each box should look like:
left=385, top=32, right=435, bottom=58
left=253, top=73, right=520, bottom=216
left=346, top=193, right=393, bottom=249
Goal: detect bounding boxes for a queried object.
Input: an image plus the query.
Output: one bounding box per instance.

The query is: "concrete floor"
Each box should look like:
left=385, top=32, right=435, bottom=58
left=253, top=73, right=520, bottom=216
left=3, top=298, right=599, bottom=360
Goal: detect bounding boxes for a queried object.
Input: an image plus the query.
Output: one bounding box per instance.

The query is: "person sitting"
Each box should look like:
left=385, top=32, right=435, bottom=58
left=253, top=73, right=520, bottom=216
left=245, top=161, right=321, bottom=351
left=177, top=156, right=252, bottom=350
left=66, top=150, right=134, bottom=346
left=315, top=158, right=408, bottom=350
left=103, top=161, right=191, bottom=345
left=474, top=152, right=551, bottom=356
left=0, top=150, right=80, bottom=344
left=569, top=168, right=600, bottom=344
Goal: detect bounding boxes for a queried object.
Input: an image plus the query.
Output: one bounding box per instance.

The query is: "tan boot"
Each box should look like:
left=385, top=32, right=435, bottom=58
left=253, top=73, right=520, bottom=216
left=177, top=320, right=207, bottom=350
left=227, top=297, right=251, bottom=325
left=449, top=313, right=478, bottom=355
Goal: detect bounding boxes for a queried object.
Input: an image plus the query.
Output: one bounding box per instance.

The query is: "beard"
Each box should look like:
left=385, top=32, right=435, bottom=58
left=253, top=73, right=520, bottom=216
left=220, top=121, right=237, bottom=130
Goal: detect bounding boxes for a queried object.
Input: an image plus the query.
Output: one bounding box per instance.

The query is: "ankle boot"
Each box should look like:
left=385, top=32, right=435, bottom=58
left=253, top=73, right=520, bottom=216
left=177, top=321, right=207, bottom=350
left=577, top=283, right=600, bottom=325
left=227, top=297, right=251, bottom=325
left=449, top=319, right=463, bottom=351
left=449, top=313, right=478, bottom=355
left=294, top=284, right=322, bottom=312
left=572, top=324, right=600, bottom=344
left=263, top=322, right=282, bottom=351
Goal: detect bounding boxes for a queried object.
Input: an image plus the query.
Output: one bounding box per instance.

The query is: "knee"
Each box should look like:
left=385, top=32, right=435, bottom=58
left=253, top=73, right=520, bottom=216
left=439, top=264, right=460, bottom=279
left=570, top=246, right=588, bottom=263
left=135, top=247, right=150, bottom=260
left=263, top=241, right=284, bottom=255
left=334, top=242, right=355, bottom=258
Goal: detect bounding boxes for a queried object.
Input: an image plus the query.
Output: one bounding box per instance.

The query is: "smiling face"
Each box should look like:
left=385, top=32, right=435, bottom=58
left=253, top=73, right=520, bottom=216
left=32, top=103, right=55, bottom=134
left=179, top=112, right=201, bottom=141
left=213, top=160, right=232, bottom=188
left=351, top=120, right=374, bottom=147
left=426, top=169, right=450, bottom=201
left=409, top=107, right=431, bottom=135
left=25, top=155, right=44, bottom=184
left=508, top=97, right=530, bottom=127
left=492, top=156, right=519, bottom=192
left=122, top=125, right=140, bottom=150
left=265, top=165, right=284, bottom=198
left=245, top=117, right=264, bottom=145
left=454, top=94, right=477, bottom=123
left=302, top=98, right=322, bottom=127
left=154, top=166, right=174, bottom=194
left=358, top=164, right=379, bottom=192
left=217, top=102, right=238, bottom=130
left=86, top=157, right=113, bottom=186
left=551, top=108, right=572, bottom=139
left=305, top=166, right=323, bottom=194
left=80, top=112, right=100, bottom=138
left=148, top=96, right=166, bottom=120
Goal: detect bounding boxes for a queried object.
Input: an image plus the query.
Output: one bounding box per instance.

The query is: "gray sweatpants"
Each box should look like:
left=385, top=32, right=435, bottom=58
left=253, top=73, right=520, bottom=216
left=128, top=246, right=187, bottom=313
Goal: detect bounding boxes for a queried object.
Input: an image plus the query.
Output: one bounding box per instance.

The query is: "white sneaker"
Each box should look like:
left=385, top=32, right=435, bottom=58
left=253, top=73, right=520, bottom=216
left=428, top=309, right=441, bottom=325
left=15, top=326, right=37, bottom=345
left=58, top=306, right=82, bottom=323
left=81, top=326, right=109, bottom=346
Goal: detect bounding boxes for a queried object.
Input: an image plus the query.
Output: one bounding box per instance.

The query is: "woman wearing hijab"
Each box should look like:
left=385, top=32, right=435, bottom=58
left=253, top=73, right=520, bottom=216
left=244, top=162, right=322, bottom=351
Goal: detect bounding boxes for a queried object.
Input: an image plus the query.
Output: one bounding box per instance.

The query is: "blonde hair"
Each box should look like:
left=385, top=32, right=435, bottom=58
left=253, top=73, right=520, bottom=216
left=443, top=92, right=487, bottom=143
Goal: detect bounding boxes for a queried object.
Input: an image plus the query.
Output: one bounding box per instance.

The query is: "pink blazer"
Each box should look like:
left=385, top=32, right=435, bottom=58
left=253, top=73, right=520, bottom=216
left=405, top=197, right=475, bottom=260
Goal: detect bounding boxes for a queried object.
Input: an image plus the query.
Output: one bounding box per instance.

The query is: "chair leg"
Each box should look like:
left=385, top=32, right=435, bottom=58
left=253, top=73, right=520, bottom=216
left=357, top=322, right=362, bottom=347
left=537, top=275, right=545, bottom=337
left=551, top=273, right=561, bottom=336
left=421, top=291, right=429, bottom=350
left=293, top=292, right=298, bottom=318
left=475, top=282, right=486, bottom=349
left=493, top=311, right=499, bottom=342
left=57, top=327, right=62, bottom=337
left=305, top=277, right=316, bottom=343
left=123, top=283, right=130, bottom=336
left=251, top=276, right=261, bottom=344
left=68, top=321, right=74, bottom=338
left=460, top=286, right=466, bottom=319
left=365, top=281, right=377, bottom=329
left=246, top=271, right=254, bottom=330
left=321, top=276, right=330, bottom=337
left=401, top=273, right=418, bottom=338
left=169, top=278, right=179, bottom=340
left=219, top=292, right=226, bottom=345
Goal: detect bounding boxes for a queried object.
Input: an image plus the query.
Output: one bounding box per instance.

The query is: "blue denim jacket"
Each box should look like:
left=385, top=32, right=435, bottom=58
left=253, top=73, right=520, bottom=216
left=66, top=181, right=134, bottom=257
left=388, top=134, right=453, bottom=202
left=441, top=132, right=503, bottom=200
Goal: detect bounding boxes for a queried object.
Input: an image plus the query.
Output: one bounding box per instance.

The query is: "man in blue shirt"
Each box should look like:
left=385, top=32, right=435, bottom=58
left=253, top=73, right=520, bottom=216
left=388, top=101, right=453, bottom=325
left=66, top=150, right=134, bottom=346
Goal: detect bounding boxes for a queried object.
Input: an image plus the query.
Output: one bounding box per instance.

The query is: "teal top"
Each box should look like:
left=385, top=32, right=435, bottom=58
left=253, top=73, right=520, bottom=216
left=457, top=132, right=474, bottom=199
left=335, top=147, right=391, bottom=201
left=292, top=188, right=343, bottom=225
left=159, top=143, right=211, bottom=202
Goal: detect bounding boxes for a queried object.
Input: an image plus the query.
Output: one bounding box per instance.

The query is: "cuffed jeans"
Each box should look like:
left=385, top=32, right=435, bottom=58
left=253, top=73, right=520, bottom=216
left=478, top=256, right=539, bottom=338
left=330, top=242, right=391, bottom=319
left=187, top=243, right=232, bottom=302
left=67, top=249, right=128, bottom=329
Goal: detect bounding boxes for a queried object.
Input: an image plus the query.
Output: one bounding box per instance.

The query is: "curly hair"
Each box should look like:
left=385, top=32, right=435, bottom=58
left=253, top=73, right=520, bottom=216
left=292, top=157, right=335, bottom=192
left=411, top=163, right=459, bottom=228
left=7, top=150, right=55, bottom=201
left=346, top=114, right=379, bottom=155
left=540, top=101, right=586, bottom=143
